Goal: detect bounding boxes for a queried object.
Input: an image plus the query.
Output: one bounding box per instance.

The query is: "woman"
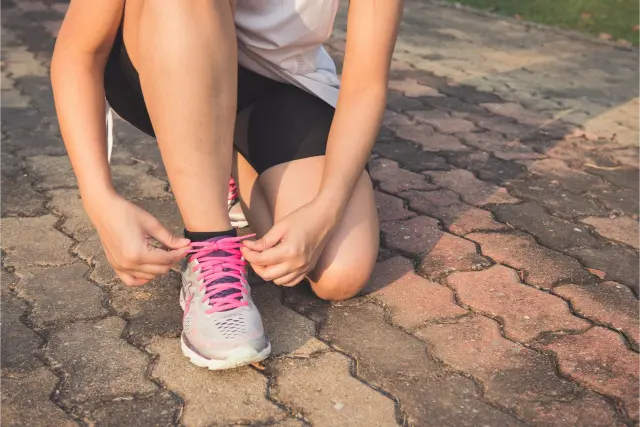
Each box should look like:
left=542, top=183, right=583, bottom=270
left=51, top=0, right=402, bottom=370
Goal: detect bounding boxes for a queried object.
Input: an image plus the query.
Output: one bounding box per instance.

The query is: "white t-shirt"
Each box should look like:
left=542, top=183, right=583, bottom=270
left=234, top=0, right=341, bottom=107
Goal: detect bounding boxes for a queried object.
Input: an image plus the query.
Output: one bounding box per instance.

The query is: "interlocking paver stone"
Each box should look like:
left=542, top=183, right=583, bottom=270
left=568, top=246, right=639, bottom=295
left=418, top=232, right=491, bottom=279
left=374, top=191, right=415, bottom=223
left=252, top=282, right=316, bottom=357
left=480, top=102, right=548, bottom=127
left=580, top=215, right=639, bottom=249
left=468, top=232, right=594, bottom=289
left=79, top=392, right=180, bottom=427
left=369, top=158, right=436, bottom=193
left=506, top=178, right=607, bottom=218
left=320, top=303, right=525, bottom=427
left=14, top=265, right=107, bottom=326
left=447, top=265, right=590, bottom=342
left=395, top=125, right=469, bottom=151
left=425, top=169, right=519, bottom=206
left=73, top=235, right=119, bottom=285
left=1, top=368, right=78, bottom=427
left=554, top=282, right=639, bottom=349
left=388, top=78, right=442, bottom=97
left=413, top=115, right=478, bottom=134
left=373, top=139, right=450, bottom=172
left=400, top=189, right=510, bottom=234
left=47, top=317, right=156, bottom=403
left=1, top=173, right=47, bottom=217
left=444, top=149, right=527, bottom=184
left=1, top=215, right=75, bottom=269
left=528, top=159, right=607, bottom=194
left=537, top=327, right=640, bottom=421
left=416, top=315, right=623, bottom=426
left=270, top=352, right=398, bottom=427
left=591, top=186, right=639, bottom=217
left=459, top=132, right=543, bottom=161
left=492, top=202, right=601, bottom=250
left=109, top=271, right=182, bottom=346
left=369, top=256, right=466, bottom=328
left=149, top=337, right=284, bottom=426
left=1, top=284, right=44, bottom=373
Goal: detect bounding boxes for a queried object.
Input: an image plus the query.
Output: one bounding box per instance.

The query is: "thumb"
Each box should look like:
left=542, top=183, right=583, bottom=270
left=145, top=218, right=190, bottom=249
left=244, top=223, right=285, bottom=252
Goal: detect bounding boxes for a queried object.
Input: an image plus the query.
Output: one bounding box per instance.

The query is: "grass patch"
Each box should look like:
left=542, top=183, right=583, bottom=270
left=444, top=0, right=639, bottom=45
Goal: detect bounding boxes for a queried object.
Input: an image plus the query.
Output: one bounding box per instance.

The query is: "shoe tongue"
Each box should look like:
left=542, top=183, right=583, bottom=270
left=202, top=237, right=243, bottom=304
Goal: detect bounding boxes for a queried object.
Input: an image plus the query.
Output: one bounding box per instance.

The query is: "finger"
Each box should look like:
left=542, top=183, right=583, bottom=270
left=131, top=271, right=155, bottom=281
left=142, top=246, right=189, bottom=266
left=255, top=262, right=295, bottom=283
left=281, top=273, right=307, bottom=287
left=144, top=217, right=190, bottom=249
left=273, top=270, right=305, bottom=286
left=243, top=223, right=285, bottom=252
left=242, top=244, right=290, bottom=267
left=117, top=270, right=150, bottom=287
left=136, top=263, right=173, bottom=275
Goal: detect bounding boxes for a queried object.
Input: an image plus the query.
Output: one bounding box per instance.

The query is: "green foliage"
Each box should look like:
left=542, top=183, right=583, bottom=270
left=444, top=0, right=639, bottom=45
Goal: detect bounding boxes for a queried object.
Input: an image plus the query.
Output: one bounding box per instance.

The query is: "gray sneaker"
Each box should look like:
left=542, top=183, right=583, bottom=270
left=180, top=235, right=270, bottom=370
left=228, top=178, right=248, bottom=228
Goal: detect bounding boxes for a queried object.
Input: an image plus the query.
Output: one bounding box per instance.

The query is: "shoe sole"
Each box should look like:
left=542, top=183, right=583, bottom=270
left=179, top=288, right=270, bottom=370
left=230, top=218, right=249, bottom=229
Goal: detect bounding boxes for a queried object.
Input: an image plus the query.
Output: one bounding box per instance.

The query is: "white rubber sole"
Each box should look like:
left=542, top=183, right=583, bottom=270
left=230, top=218, right=249, bottom=229
left=180, top=335, right=271, bottom=370
left=179, top=287, right=270, bottom=370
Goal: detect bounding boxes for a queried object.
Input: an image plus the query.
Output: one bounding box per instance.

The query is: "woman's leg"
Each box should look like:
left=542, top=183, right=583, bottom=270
left=122, top=0, right=237, bottom=232
left=235, top=153, right=379, bottom=301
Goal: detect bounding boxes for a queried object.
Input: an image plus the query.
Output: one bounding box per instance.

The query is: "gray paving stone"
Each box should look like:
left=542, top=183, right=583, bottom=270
left=79, top=392, right=180, bottom=427
left=320, top=303, right=526, bottom=427
left=1, top=367, right=78, bottom=427
left=1, top=174, right=46, bottom=217
left=14, top=265, right=107, bottom=327
left=73, top=235, right=119, bottom=285
left=444, top=150, right=527, bottom=185
left=1, top=284, right=43, bottom=373
left=1, top=215, right=75, bottom=269
left=569, top=246, right=639, bottom=295
left=252, top=282, right=317, bottom=357
left=47, top=317, right=156, bottom=403
left=149, top=337, right=284, bottom=427
left=425, top=169, right=520, bottom=206
left=269, top=352, right=398, bottom=427
left=492, top=202, right=601, bottom=250
left=506, top=178, right=608, bottom=218
left=110, top=271, right=182, bottom=346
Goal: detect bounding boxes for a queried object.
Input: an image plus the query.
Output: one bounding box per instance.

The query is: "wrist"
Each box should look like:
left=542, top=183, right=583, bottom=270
left=80, top=184, right=119, bottom=217
left=313, top=190, right=348, bottom=227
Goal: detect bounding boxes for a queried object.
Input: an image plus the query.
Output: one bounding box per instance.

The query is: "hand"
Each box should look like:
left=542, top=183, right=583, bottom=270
left=86, top=192, right=190, bottom=286
left=241, top=201, right=337, bottom=287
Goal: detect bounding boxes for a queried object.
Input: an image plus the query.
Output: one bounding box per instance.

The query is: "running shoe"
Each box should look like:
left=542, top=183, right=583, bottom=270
left=228, top=178, right=248, bottom=228
left=180, top=235, right=270, bottom=369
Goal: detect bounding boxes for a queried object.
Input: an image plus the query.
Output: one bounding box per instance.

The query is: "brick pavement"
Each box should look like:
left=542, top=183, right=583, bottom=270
left=2, top=0, right=638, bottom=426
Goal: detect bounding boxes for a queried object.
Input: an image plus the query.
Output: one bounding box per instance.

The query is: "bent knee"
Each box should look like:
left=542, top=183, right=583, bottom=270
left=310, top=267, right=372, bottom=302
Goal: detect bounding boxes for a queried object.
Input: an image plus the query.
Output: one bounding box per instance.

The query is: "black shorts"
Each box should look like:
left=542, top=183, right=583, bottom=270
left=104, top=25, right=335, bottom=175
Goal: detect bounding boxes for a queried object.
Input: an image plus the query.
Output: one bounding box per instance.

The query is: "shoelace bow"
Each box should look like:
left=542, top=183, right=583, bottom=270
left=186, top=235, right=254, bottom=313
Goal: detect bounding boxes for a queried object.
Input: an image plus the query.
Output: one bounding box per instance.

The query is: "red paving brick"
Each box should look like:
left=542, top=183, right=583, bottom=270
left=554, top=282, right=639, bottom=349
left=580, top=216, right=640, bottom=249
left=467, top=231, right=594, bottom=289
left=538, top=327, right=640, bottom=421
left=418, top=232, right=490, bottom=279
left=370, top=256, right=466, bottom=329
left=447, top=265, right=590, bottom=342
left=417, top=315, right=623, bottom=425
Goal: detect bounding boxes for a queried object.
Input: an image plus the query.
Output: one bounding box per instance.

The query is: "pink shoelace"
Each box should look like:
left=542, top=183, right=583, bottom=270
left=186, top=235, right=254, bottom=313
left=228, top=177, right=238, bottom=204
